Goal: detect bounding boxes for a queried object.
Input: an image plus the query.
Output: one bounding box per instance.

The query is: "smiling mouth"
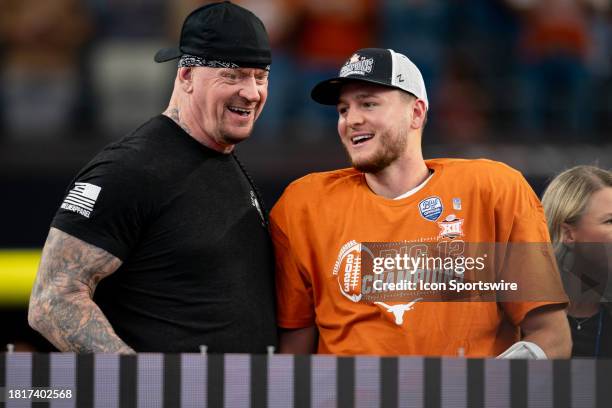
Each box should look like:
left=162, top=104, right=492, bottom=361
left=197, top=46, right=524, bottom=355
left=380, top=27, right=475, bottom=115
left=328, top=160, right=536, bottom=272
left=227, top=106, right=253, bottom=117
left=351, top=134, right=374, bottom=145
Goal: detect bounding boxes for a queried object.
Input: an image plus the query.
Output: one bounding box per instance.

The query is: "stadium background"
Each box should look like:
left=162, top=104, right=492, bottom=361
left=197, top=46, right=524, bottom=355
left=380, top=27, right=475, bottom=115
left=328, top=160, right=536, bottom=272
left=0, top=0, right=611, bottom=351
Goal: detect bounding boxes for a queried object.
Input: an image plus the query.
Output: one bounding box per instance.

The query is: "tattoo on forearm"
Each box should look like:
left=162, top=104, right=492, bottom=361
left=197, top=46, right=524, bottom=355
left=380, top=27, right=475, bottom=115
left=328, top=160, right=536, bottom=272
left=164, top=108, right=192, bottom=136
left=29, top=228, right=134, bottom=354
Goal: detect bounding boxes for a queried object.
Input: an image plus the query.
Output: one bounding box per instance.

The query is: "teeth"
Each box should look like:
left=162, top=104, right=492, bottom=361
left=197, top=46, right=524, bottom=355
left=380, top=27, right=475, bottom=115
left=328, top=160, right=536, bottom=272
left=351, top=134, right=373, bottom=144
left=228, top=106, right=251, bottom=115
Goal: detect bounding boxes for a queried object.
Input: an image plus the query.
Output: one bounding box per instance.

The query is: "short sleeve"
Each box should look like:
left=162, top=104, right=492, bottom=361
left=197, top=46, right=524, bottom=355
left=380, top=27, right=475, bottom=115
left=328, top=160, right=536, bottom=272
left=51, top=158, right=152, bottom=260
left=270, top=191, right=316, bottom=328
left=495, top=170, right=568, bottom=325
left=495, top=169, right=551, bottom=242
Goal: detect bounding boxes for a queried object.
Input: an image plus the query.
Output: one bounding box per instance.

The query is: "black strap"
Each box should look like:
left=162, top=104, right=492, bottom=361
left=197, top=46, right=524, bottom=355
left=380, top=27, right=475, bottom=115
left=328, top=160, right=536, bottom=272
left=596, top=359, right=612, bottom=408
left=510, top=359, right=528, bottom=408
left=207, top=354, right=224, bottom=408
left=337, top=357, right=355, bottom=408
left=424, top=358, right=441, bottom=408
left=380, top=357, right=398, bottom=408
left=467, top=358, right=484, bottom=408
left=553, top=359, right=571, bottom=408
left=163, top=354, right=181, bottom=408
left=76, top=354, right=94, bottom=408
left=250, top=354, right=268, bottom=408
left=119, top=355, right=137, bottom=408
left=294, top=355, right=311, bottom=408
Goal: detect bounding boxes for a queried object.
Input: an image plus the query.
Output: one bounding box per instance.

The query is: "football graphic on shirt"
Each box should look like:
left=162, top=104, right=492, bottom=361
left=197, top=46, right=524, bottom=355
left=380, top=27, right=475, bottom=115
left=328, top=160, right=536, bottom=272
left=332, top=241, right=374, bottom=303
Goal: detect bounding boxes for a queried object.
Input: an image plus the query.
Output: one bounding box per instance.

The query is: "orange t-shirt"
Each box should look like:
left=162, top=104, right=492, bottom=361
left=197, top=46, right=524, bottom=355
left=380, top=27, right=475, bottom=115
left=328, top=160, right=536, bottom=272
left=270, top=158, right=568, bottom=356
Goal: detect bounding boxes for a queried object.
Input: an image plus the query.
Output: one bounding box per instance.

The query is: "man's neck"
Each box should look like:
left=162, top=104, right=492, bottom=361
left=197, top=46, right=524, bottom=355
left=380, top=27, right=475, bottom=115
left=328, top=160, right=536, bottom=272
left=162, top=107, right=234, bottom=154
left=364, top=153, right=429, bottom=199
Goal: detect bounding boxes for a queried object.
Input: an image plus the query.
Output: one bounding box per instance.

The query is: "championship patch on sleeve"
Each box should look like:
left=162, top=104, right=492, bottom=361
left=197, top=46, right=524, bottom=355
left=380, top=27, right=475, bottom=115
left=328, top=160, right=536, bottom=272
left=60, top=182, right=102, bottom=218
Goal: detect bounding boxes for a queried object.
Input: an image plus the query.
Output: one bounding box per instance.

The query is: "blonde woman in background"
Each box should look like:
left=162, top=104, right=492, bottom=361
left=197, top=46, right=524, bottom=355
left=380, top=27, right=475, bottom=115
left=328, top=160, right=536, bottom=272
left=542, top=165, right=612, bottom=357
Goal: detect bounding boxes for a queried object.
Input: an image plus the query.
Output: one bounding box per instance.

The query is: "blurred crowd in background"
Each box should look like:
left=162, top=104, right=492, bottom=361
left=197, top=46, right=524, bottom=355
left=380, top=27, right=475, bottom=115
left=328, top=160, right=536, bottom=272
left=0, top=0, right=610, bottom=144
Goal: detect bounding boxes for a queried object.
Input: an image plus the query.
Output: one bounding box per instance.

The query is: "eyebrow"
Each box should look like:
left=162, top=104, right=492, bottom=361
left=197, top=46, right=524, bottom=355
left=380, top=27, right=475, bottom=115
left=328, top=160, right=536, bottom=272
left=338, top=93, right=379, bottom=104
left=219, top=68, right=268, bottom=75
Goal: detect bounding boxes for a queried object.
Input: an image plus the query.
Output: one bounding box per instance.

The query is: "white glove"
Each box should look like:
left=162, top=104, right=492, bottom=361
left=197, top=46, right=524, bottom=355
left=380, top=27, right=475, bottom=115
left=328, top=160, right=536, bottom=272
left=496, top=341, right=547, bottom=359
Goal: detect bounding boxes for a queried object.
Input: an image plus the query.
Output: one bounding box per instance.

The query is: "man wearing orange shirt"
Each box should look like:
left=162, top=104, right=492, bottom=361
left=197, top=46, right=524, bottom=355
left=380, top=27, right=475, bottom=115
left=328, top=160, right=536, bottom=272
left=270, top=48, right=571, bottom=358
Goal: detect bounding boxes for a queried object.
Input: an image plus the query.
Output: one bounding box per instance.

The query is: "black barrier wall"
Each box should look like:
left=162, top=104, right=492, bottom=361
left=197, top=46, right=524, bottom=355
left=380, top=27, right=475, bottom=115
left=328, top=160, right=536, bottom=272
left=1, top=353, right=611, bottom=408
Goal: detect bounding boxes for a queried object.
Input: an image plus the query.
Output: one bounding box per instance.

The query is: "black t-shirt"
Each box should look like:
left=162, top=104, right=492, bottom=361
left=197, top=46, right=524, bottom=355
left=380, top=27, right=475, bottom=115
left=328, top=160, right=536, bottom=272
left=568, top=306, right=612, bottom=358
left=52, top=115, right=277, bottom=352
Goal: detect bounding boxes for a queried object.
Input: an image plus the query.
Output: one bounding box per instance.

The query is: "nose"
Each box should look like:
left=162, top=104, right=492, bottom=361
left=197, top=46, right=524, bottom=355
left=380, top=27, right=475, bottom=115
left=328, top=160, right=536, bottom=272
left=238, top=76, right=260, bottom=102
left=346, top=106, right=364, bottom=127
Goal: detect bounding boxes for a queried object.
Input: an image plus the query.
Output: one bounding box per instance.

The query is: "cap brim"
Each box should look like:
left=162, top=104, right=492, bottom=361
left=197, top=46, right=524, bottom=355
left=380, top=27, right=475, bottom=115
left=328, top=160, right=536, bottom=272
left=311, top=77, right=401, bottom=105
left=154, top=47, right=182, bottom=63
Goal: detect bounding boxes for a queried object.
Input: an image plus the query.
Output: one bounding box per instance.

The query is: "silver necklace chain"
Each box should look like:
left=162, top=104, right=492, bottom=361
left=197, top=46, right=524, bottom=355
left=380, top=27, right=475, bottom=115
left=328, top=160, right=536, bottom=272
left=569, top=314, right=597, bottom=330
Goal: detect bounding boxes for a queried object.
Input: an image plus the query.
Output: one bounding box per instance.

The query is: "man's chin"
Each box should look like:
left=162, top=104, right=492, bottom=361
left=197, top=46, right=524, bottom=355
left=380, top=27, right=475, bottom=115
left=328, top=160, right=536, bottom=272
left=350, top=154, right=395, bottom=174
left=221, top=127, right=254, bottom=145
left=352, top=161, right=385, bottom=174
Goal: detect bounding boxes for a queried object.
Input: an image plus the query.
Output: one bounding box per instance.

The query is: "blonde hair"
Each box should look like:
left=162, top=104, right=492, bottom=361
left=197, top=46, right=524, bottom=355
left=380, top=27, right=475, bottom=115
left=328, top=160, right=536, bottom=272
left=541, top=165, right=612, bottom=257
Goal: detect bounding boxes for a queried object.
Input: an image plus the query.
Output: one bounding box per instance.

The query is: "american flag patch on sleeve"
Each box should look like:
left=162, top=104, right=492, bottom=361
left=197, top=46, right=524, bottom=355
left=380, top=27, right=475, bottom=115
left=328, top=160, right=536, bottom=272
left=60, top=182, right=102, bottom=218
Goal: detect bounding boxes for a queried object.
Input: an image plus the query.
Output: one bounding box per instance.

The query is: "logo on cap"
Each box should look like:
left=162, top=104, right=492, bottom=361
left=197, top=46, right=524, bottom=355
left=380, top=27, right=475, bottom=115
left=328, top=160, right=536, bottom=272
left=340, top=53, right=374, bottom=77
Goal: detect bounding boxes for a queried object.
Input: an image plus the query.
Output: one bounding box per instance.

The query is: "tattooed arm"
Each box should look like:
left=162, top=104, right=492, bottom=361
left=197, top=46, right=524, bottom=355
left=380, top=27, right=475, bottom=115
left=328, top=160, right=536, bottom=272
left=28, top=227, right=135, bottom=354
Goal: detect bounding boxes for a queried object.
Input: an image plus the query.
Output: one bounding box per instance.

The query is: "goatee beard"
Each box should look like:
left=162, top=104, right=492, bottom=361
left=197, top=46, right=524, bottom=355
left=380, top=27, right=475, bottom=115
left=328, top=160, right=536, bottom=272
left=220, top=127, right=253, bottom=145
left=350, top=153, right=396, bottom=174
left=344, top=129, right=407, bottom=174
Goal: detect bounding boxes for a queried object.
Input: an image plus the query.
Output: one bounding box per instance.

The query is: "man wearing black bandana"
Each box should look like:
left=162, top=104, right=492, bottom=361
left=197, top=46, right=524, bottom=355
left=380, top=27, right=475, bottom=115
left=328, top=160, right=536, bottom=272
left=28, top=2, right=277, bottom=353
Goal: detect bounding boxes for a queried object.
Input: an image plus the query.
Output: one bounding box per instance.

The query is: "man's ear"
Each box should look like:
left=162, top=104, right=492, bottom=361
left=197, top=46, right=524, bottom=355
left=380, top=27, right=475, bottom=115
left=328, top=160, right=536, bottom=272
left=561, top=222, right=576, bottom=245
left=178, top=67, right=194, bottom=93
left=410, top=99, right=427, bottom=129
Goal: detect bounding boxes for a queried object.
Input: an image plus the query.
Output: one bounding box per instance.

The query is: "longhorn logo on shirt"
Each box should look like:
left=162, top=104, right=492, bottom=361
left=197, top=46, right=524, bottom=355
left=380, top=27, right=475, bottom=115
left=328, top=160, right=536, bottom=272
left=438, top=214, right=464, bottom=239
left=374, top=298, right=422, bottom=325
left=332, top=241, right=374, bottom=303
